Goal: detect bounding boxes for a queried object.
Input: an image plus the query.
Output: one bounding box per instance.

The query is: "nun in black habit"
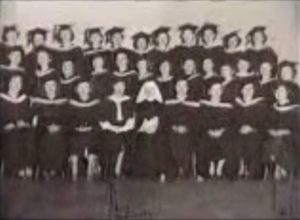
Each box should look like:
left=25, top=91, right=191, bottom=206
left=31, top=79, right=68, bottom=179
left=99, top=80, right=135, bottom=179
left=0, top=75, right=34, bottom=178
left=163, top=79, right=200, bottom=179
left=133, top=81, right=164, bottom=180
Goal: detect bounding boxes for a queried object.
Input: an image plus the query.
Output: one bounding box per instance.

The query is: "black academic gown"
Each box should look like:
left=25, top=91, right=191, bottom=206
left=133, top=100, right=163, bottom=179
left=148, top=48, right=172, bottom=76
left=221, top=79, right=239, bottom=104
left=156, top=77, right=176, bottom=102
left=202, top=45, right=224, bottom=72
left=0, top=65, right=28, bottom=93
left=233, top=97, right=268, bottom=179
left=30, top=68, right=59, bottom=96
left=0, top=44, right=24, bottom=65
left=184, top=73, right=205, bottom=101
left=0, top=94, right=34, bottom=175
left=99, top=95, right=135, bottom=178
left=32, top=97, right=68, bottom=172
left=68, top=98, right=101, bottom=156
left=263, top=103, right=300, bottom=175
left=163, top=99, right=199, bottom=177
left=257, top=79, right=277, bottom=106
left=90, top=71, right=113, bottom=99
left=111, top=69, right=139, bottom=97
left=83, top=47, right=111, bottom=77
left=60, top=75, right=81, bottom=99
left=197, top=100, right=235, bottom=178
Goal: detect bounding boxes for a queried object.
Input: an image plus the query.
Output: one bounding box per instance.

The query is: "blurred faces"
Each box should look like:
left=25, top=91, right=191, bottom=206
left=92, top=56, right=105, bottom=71
left=90, top=32, right=102, bottom=47
left=280, top=66, right=294, bottom=82
left=8, top=75, right=22, bottom=95
left=253, top=32, right=265, bottom=46
left=157, top=33, right=169, bottom=48
left=220, top=64, right=233, bottom=81
left=113, top=81, right=126, bottom=96
left=137, top=59, right=148, bottom=74
left=275, top=85, right=289, bottom=103
left=8, top=50, right=22, bottom=66
left=77, top=82, right=90, bottom=101
left=136, top=38, right=148, bottom=51
left=260, top=62, right=272, bottom=80
left=44, top=80, right=57, bottom=99
left=209, top=83, right=222, bottom=100
left=228, top=36, right=239, bottom=50
left=33, top=33, right=46, bottom=47
left=176, top=80, right=188, bottom=97
left=202, top=58, right=214, bottom=73
left=5, top=30, right=18, bottom=45
left=203, top=29, right=216, bottom=45
left=60, top=29, right=73, bottom=44
left=182, top=29, right=195, bottom=45
left=116, top=53, right=128, bottom=70
left=37, top=50, right=51, bottom=68
left=112, top=33, right=123, bottom=48
left=62, top=60, right=74, bottom=78
left=241, top=84, right=255, bottom=101
left=159, top=61, right=171, bottom=78
left=237, top=59, right=250, bottom=72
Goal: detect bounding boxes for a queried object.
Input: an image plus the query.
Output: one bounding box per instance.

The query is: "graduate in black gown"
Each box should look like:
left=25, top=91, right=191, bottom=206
left=171, top=23, right=203, bottom=75
left=0, top=46, right=26, bottom=92
left=111, top=49, right=138, bottom=97
left=25, top=27, right=49, bottom=76
left=220, top=63, right=239, bottom=103
left=105, top=27, right=135, bottom=71
left=60, top=60, right=81, bottom=98
left=52, top=24, right=84, bottom=78
left=148, top=27, right=172, bottom=76
left=133, top=81, right=164, bottom=180
left=197, top=23, right=223, bottom=72
left=201, top=57, right=222, bottom=99
left=0, top=75, right=34, bottom=178
left=83, top=27, right=110, bottom=76
left=31, top=79, right=68, bottom=179
left=136, top=57, right=154, bottom=90
left=179, top=57, right=205, bottom=101
left=235, top=51, right=259, bottom=85
left=257, top=61, right=277, bottom=105
left=246, top=26, right=278, bottom=73
left=156, top=59, right=176, bottom=101
left=0, top=25, right=22, bottom=65
left=277, top=60, right=300, bottom=104
left=68, top=81, right=101, bottom=181
left=132, top=32, right=151, bottom=68
left=163, top=80, right=200, bottom=179
left=89, top=54, right=112, bottom=99
left=263, top=84, right=300, bottom=180
left=197, top=79, right=235, bottom=181
left=233, top=79, right=267, bottom=180
left=221, top=31, right=242, bottom=69
left=99, top=80, right=135, bottom=179
left=30, top=47, right=58, bottom=96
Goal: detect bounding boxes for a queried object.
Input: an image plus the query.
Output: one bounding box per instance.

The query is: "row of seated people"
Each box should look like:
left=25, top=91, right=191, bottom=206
left=0, top=71, right=299, bottom=182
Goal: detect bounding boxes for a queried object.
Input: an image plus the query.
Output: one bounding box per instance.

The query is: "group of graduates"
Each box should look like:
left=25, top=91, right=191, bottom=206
left=0, top=22, right=299, bottom=183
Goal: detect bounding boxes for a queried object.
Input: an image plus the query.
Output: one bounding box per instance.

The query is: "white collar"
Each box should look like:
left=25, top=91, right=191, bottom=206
left=60, top=75, right=80, bottom=84
left=260, top=78, right=275, bottom=85
left=91, top=70, right=108, bottom=76
left=113, top=70, right=136, bottom=77
left=200, top=99, right=233, bottom=108
left=31, top=97, right=67, bottom=105
left=36, top=68, right=55, bottom=77
left=0, top=93, right=27, bottom=104
left=0, top=65, right=24, bottom=72
left=84, top=48, right=104, bottom=56
left=69, top=99, right=99, bottom=108
left=186, top=73, right=201, bottom=81
left=273, top=103, right=299, bottom=112
left=55, top=44, right=77, bottom=51
left=236, top=71, right=255, bottom=78
left=157, top=76, right=173, bottom=82
left=108, top=95, right=131, bottom=104
left=235, top=97, right=264, bottom=107
left=165, top=99, right=200, bottom=108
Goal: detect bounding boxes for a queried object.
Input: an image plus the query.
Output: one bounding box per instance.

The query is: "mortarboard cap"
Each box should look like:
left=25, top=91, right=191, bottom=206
left=84, top=27, right=103, bottom=44
left=178, top=23, right=198, bottom=33
left=27, top=27, right=48, bottom=45
left=198, top=22, right=218, bottom=37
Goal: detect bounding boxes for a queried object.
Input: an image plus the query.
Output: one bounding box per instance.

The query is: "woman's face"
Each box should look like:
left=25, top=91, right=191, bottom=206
left=253, top=32, right=265, bottom=45
left=159, top=61, right=171, bottom=77
left=220, top=65, right=233, bottom=80
left=137, top=59, right=148, bottom=73
left=33, top=33, right=46, bottom=47
left=182, top=29, right=194, bottom=44
left=157, top=33, right=169, bottom=47
left=228, top=36, right=239, bottom=49
left=209, top=83, right=222, bottom=99
left=77, top=82, right=90, bottom=101
left=62, top=60, right=74, bottom=78
left=44, top=80, right=57, bottom=99
left=60, top=29, right=72, bottom=43
left=183, top=59, right=195, bottom=75
left=93, top=56, right=104, bottom=70
left=116, top=53, right=128, bottom=69
left=113, top=81, right=125, bottom=96
left=90, top=32, right=102, bottom=46
left=202, top=58, right=214, bottom=72
left=275, top=85, right=288, bottom=102
left=237, top=59, right=250, bottom=72
left=37, top=51, right=50, bottom=67
left=260, top=62, right=272, bottom=79
left=241, top=84, right=255, bottom=100
left=6, top=30, right=18, bottom=44
left=280, top=66, right=294, bottom=81
left=9, top=76, right=22, bottom=94
left=203, top=29, right=216, bottom=45
left=176, top=80, right=188, bottom=96
left=136, top=38, right=148, bottom=51
left=112, top=33, right=123, bottom=48
left=9, top=51, right=22, bottom=66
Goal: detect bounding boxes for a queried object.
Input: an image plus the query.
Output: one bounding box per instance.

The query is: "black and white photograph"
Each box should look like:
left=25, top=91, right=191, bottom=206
left=0, top=0, right=300, bottom=219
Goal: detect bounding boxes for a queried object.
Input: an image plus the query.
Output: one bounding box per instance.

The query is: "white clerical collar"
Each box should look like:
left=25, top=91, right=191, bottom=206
left=0, top=93, right=27, bottom=103
left=108, top=95, right=131, bottom=103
